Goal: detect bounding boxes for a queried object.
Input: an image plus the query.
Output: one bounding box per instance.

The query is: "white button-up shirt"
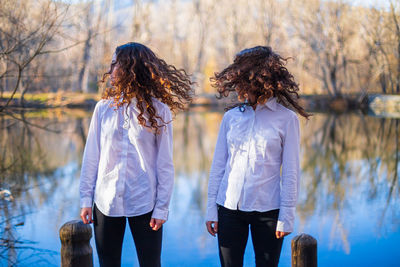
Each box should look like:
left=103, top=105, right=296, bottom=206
left=206, top=97, right=300, bottom=232
left=79, top=98, right=174, bottom=221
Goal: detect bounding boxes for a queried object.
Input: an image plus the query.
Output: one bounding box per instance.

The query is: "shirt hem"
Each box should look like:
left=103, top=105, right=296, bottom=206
left=216, top=201, right=280, bottom=213
left=94, top=201, right=154, bottom=217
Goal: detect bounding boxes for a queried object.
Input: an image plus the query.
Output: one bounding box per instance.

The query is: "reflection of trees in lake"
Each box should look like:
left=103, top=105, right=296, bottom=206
left=0, top=111, right=87, bottom=265
left=173, top=110, right=399, bottom=226
left=0, top=109, right=398, bottom=263
left=299, top=114, right=399, bottom=252
left=172, top=110, right=223, bottom=215
left=173, top=110, right=399, bottom=252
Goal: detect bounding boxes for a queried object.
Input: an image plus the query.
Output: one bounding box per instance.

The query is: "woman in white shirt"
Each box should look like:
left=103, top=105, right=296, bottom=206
left=205, top=46, right=310, bottom=267
left=79, top=42, right=192, bottom=267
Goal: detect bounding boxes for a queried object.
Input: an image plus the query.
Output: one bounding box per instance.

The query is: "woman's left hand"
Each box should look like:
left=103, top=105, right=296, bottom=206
left=275, top=231, right=290, bottom=239
left=150, top=218, right=165, bottom=231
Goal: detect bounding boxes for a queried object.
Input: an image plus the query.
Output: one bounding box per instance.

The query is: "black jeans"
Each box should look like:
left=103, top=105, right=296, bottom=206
left=93, top=204, right=162, bottom=267
left=217, top=205, right=283, bottom=267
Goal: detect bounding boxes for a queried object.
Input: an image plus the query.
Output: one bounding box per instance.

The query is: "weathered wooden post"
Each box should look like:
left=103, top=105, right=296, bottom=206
left=291, top=233, right=317, bottom=267
left=59, top=220, right=93, bottom=267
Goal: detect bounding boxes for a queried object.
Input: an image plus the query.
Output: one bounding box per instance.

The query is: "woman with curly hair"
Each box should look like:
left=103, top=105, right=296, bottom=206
left=79, top=42, right=193, bottom=267
left=206, top=46, right=310, bottom=267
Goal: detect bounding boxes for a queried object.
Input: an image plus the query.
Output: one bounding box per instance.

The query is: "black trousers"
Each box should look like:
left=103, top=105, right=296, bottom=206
left=217, top=205, right=283, bottom=267
left=93, top=204, right=162, bottom=267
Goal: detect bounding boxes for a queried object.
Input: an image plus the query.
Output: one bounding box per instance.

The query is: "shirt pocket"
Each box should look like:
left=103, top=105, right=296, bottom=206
left=254, top=129, right=282, bottom=162
left=227, top=130, right=246, bottom=153
left=253, top=138, right=268, bottom=160
left=100, top=117, right=118, bottom=140
left=128, top=124, right=154, bottom=145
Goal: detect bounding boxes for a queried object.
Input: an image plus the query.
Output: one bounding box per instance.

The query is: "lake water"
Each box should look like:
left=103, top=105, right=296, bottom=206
left=0, top=107, right=399, bottom=266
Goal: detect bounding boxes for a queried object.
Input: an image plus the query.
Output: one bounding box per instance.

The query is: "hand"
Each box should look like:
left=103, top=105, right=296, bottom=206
left=206, top=221, right=218, bottom=237
left=80, top=207, right=93, bottom=224
left=150, top=218, right=165, bottom=231
left=276, top=231, right=290, bottom=239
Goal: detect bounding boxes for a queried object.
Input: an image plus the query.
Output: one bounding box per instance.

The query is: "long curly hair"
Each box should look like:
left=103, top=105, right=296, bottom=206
left=211, top=46, right=310, bottom=118
left=101, top=42, right=193, bottom=132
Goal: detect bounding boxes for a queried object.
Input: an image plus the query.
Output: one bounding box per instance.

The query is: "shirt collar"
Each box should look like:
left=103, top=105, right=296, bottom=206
left=255, top=97, right=277, bottom=111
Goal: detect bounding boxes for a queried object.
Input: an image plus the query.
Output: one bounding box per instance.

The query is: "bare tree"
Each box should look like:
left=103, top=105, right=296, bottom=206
left=362, top=1, right=400, bottom=94
left=130, top=0, right=152, bottom=44
left=0, top=0, right=69, bottom=111
left=76, top=1, right=111, bottom=93
left=1, top=0, right=398, bottom=99
left=390, top=0, right=400, bottom=93
left=256, top=0, right=278, bottom=46
left=290, top=0, right=360, bottom=96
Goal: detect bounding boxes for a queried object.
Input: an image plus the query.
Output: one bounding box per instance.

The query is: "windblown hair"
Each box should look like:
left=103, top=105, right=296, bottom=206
left=101, top=42, right=193, bottom=132
left=211, top=46, right=310, bottom=118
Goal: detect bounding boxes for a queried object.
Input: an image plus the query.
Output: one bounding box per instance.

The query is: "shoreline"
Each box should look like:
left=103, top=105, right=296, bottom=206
left=1, top=92, right=399, bottom=117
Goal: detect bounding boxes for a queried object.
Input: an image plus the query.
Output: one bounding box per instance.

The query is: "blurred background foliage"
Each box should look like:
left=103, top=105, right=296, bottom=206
left=0, top=0, right=399, bottom=106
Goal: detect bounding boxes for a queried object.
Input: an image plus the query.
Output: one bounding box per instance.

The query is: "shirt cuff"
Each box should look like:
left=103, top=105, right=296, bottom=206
left=152, top=207, right=169, bottom=221
left=80, top=197, right=93, bottom=208
left=276, top=206, right=296, bottom=232
left=206, top=202, right=218, bottom=222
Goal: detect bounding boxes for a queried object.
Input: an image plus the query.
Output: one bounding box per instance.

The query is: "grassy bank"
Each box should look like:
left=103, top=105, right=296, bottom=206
left=0, top=92, right=101, bottom=109
left=1, top=92, right=399, bottom=115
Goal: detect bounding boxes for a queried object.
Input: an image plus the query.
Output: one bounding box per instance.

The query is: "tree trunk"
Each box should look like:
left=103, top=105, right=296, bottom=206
left=77, top=29, right=92, bottom=93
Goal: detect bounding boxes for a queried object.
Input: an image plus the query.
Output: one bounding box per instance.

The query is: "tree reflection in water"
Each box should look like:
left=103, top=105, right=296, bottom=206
left=0, top=110, right=88, bottom=266
left=0, top=108, right=398, bottom=265
left=174, top=109, right=400, bottom=254
left=298, top=113, right=399, bottom=253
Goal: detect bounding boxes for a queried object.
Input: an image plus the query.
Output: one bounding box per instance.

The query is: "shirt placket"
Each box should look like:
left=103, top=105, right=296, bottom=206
left=116, top=107, right=129, bottom=214
left=237, top=109, right=255, bottom=210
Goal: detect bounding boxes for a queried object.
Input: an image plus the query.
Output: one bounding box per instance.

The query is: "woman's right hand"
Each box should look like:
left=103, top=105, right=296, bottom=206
left=206, top=221, right=218, bottom=237
left=80, top=207, right=93, bottom=224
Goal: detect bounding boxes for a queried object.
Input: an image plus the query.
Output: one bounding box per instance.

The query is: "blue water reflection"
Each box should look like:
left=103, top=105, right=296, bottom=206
left=0, top=110, right=399, bottom=266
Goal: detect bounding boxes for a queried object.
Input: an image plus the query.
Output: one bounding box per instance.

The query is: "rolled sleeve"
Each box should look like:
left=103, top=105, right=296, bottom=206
left=153, top=107, right=174, bottom=221
left=278, top=114, right=300, bottom=233
left=206, top=114, right=228, bottom=222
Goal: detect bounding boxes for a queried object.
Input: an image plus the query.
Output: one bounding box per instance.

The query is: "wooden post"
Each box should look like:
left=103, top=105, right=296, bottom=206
left=291, top=233, right=317, bottom=267
left=59, top=220, right=93, bottom=267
